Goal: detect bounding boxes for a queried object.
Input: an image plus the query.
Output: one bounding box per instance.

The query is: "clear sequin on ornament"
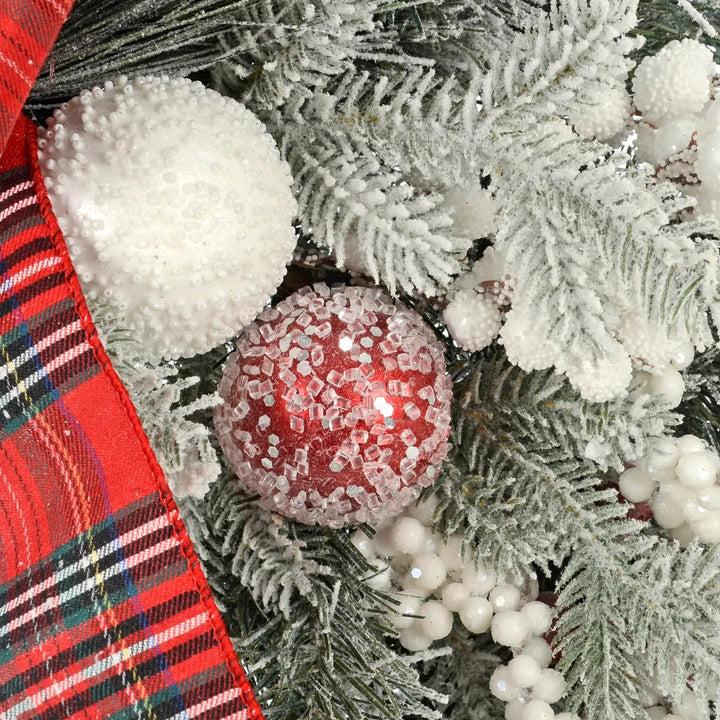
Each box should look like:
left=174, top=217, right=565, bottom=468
left=214, top=284, right=453, bottom=527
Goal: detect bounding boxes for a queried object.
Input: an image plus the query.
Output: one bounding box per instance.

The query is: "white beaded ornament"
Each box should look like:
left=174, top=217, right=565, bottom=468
left=443, top=289, right=502, bottom=352
left=618, top=434, right=720, bottom=544
left=38, top=75, right=297, bottom=362
left=632, top=39, right=715, bottom=125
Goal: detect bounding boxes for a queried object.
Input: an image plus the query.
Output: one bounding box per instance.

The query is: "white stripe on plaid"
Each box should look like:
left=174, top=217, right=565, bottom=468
left=0, top=180, right=31, bottom=204
left=0, top=194, right=35, bottom=224
left=0, top=317, right=82, bottom=384
left=6, top=612, right=210, bottom=720
left=171, top=689, right=249, bottom=720
left=0, top=256, right=61, bottom=294
left=1, top=514, right=167, bottom=617
left=1, top=535, right=175, bottom=642
left=0, top=341, right=91, bottom=413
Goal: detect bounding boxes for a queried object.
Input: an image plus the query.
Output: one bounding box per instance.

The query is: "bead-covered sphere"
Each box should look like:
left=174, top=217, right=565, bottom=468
left=38, top=75, right=297, bottom=362
left=214, top=284, right=453, bottom=527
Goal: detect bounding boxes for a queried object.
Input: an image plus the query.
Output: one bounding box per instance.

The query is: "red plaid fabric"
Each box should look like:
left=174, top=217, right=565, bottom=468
left=0, top=0, right=73, bottom=153
left=0, top=116, right=263, bottom=719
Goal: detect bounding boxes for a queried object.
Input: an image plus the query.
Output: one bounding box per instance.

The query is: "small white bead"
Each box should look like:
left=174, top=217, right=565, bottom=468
left=407, top=495, right=438, bottom=525
left=491, top=611, right=529, bottom=648
left=523, top=638, right=554, bottom=669
left=508, top=654, right=542, bottom=688
left=520, top=699, right=555, bottom=720
left=389, top=517, right=428, bottom=555
left=399, top=627, right=432, bottom=651
left=670, top=340, right=695, bottom=370
left=490, top=583, right=523, bottom=612
left=531, top=668, right=566, bottom=704
left=676, top=435, right=707, bottom=455
left=506, top=699, right=529, bottom=720
left=365, top=561, right=392, bottom=591
left=390, top=593, right=422, bottom=630
left=458, top=595, right=494, bottom=633
left=676, top=450, right=720, bottom=489
left=418, top=600, right=454, bottom=640
left=349, top=529, right=376, bottom=559
left=462, top=561, right=496, bottom=596
left=520, top=601, right=554, bottom=635
left=696, top=484, right=720, bottom=510
left=646, top=366, right=685, bottom=407
left=619, top=466, right=656, bottom=503
left=646, top=437, right=680, bottom=471
left=441, top=582, right=469, bottom=612
left=690, top=512, right=720, bottom=543
left=371, top=528, right=397, bottom=557
left=652, top=493, right=687, bottom=529
left=437, top=534, right=464, bottom=572
left=407, top=553, right=447, bottom=591
left=489, top=665, right=521, bottom=701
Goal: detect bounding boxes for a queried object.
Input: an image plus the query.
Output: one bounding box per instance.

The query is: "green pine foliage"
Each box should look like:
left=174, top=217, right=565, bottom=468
left=30, top=1, right=720, bottom=719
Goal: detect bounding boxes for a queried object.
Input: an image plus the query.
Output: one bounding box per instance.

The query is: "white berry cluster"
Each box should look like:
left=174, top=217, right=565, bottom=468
left=443, top=247, right=510, bottom=352
left=351, top=496, right=573, bottom=720
left=619, top=434, right=720, bottom=544
left=632, top=39, right=720, bottom=221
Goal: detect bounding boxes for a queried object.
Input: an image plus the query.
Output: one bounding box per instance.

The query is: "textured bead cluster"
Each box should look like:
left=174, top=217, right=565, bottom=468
left=351, top=496, right=573, bottom=720
left=214, top=284, right=452, bottom=527
left=619, top=434, right=720, bottom=544
left=38, top=75, right=297, bottom=362
left=632, top=40, right=720, bottom=222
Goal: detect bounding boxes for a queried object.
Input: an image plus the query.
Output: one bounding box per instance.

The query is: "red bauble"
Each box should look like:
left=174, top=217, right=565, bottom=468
left=214, top=283, right=453, bottom=527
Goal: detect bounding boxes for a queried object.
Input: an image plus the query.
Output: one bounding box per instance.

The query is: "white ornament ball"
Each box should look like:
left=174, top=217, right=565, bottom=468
left=489, top=583, right=523, bottom=612
left=507, top=655, right=543, bottom=688
left=645, top=366, right=686, bottom=408
left=696, top=484, right=720, bottom=510
left=677, top=435, right=708, bottom=455
left=490, top=666, right=521, bottom=701
left=441, top=582, right=469, bottom=612
left=417, top=599, right=454, bottom=640
left=444, top=289, right=502, bottom=352
left=407, top=554, right=447, bottom=591
left=619, top=466, right=657, bottom=503
left=461, top=561, right=497, bottom=596
left=652, top=492, right=687, bottom=529
left=521, top=699, right=555, bottom=720
left=391, top=593, right=423, bottom=630
left=520, top=601, right=554, bottom=635
left=564, top=344, right=633, bottom=402
left=646, top=437, right=680, bottom=472
left=690, top=512, right=720, bottom=543
left=437, top=534, right=464, bottom=573
left=523, top=637, right=554, bottom=669
left=491, top=610, right=529, bottom=648
left=676, top=450, right=720, bottom=489
left=500, top=308, right=560, bottom=372
left=399, top=627, right=433, bottom=651
left=531, top=668, right=567, bottom=704
left=38, top=76, right=297, bottom=362
left=632, top=39, right=715, bottom=124
left=389, top=517, right=428, bottom=555
left=458, top=595, right=494, bottom=633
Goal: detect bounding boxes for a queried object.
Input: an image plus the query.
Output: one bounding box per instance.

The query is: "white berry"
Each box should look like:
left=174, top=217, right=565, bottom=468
left=461, top=561, right=496, bottom=596
left=676, top=451, right=720, bottom=489
left=490, top=583, right=523, bottom=612
left=442, top=582, right=469, bottom=612
left=490, top=666, right=521, bottom=701
left=619, top=466, right=656, bottom=503
left=520, top=601, right=554, bottom=635
left=520, top=699, right=555, bottom=720
left=458, top=596, right=494, bottom=633
left=532, top=668, right=567, bottom=704
left=389, top=517, right=428, bottom=555
left=523, top=637, right=554, bottom=669
left=508, top=655, right=542, bottom=688
left=418, top=600, right=454, bottom=640
left=491, top=611, right=529, bottom=648
left=407, top=554, right=447, bottom=591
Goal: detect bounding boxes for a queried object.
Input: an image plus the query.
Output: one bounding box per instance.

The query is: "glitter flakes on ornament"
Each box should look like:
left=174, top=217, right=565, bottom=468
left=618, top=434, right=720, bottom=544
left=351, top=496, right=572, bottom=720
left=213, top=284, right=453, bottom=527
left=38, top=75, right=297, bottom=362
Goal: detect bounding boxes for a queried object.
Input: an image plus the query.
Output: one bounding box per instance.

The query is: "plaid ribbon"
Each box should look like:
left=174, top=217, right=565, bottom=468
left=0, top=0, right=73, bottom=154
left=0, top=116, right=263, bottom=719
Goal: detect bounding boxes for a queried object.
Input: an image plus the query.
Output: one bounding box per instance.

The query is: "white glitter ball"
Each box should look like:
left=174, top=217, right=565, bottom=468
left=38, top=75, right=297, bottom=362
left=443, top=289, right=502, bottom=351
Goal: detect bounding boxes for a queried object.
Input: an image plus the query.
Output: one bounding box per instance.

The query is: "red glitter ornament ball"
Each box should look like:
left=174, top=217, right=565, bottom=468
left=214, top=283, right=453, bottom=527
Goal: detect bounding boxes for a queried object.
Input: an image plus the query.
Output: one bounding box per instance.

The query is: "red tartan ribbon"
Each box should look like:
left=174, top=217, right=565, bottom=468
left=0, top=111, right=263, bottom=719
left=0, top=0, right=73, bottom=154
